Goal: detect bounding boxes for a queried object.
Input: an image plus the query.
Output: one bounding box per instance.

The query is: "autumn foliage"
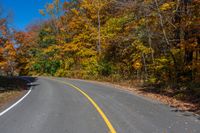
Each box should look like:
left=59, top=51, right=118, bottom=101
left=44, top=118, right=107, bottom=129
left=0, top=13, right=17, bottom=76
left=1, top=0, right=200, bottom=92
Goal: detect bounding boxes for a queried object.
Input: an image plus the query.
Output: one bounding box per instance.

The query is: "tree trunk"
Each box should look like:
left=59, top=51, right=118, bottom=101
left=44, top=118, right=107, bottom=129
left=154, top=0, right=179, bottom=84
left=97, top=7, right=101, bottom=54
left=142, top=53, right=147, bottom=81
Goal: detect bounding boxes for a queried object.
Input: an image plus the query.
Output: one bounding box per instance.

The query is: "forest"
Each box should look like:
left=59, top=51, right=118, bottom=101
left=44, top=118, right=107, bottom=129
left=0, top=0, right=200, bottom=100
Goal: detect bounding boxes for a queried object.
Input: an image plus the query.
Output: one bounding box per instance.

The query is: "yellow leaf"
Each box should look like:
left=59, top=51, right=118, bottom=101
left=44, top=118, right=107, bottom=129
left=160, top=2, right=175, bottom=11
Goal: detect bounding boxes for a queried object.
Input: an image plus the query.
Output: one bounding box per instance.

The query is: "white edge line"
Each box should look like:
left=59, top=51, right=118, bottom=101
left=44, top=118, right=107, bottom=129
left=0, top=77, right=32, bottom=117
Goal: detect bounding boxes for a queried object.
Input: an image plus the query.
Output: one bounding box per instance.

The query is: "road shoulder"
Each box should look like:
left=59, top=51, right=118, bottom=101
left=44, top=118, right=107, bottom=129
left=67, top=78, right=200, bottom=115
left=0, top=77, right=28, bottom=112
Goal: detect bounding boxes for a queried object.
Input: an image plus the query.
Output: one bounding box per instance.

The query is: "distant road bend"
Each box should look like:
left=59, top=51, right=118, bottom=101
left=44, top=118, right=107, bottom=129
left=0, top=77, right=199, bottom=133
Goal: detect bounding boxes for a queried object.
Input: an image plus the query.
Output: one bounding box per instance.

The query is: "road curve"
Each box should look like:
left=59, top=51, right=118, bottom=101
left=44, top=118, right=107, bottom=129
left=0, top=77, right=199, bottom=133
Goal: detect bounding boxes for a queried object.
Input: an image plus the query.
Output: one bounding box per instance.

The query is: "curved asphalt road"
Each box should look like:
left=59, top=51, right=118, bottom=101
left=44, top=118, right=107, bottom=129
left=0, top=77, right=199, bottom=133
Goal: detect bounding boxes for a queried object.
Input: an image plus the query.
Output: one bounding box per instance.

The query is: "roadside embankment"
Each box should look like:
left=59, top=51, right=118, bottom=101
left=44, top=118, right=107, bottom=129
left=0, top=76, right=27, bottom=109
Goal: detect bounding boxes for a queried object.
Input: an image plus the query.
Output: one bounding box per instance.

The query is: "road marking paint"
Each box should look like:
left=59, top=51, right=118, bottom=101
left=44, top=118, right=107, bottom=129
left=0, top=77, right=32, bottom=117
left=0, top=89, right=32, bottom=117
left=47, top=77, right=117, bottom=133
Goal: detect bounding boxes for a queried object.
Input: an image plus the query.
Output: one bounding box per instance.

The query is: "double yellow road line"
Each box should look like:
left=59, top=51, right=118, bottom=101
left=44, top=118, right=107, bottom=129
left=46, top=77, right=117, bottom=133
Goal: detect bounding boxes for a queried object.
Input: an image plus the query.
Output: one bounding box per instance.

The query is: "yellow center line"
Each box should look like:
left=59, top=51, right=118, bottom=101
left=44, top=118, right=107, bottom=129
left=45, top=77, right=117, bottom=133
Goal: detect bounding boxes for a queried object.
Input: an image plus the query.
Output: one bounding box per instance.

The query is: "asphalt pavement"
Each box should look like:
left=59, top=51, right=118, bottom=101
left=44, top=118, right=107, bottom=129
left=0, top=77, right=199, bottom=133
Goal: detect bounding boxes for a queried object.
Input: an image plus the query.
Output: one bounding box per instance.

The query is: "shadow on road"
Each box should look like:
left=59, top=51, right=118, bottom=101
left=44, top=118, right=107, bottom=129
left=170, top=107, right=200, bottom=120
left=20, top=76, right=39, bottom=90
left=138, top=84, right=200, bottom=116
left=0, top=76, right=38, bottom=92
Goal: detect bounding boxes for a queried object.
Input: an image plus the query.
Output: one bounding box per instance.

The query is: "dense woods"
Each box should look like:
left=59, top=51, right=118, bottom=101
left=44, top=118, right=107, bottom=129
left=0, top=6, right=16, bottom=76
left=0, top=0, right=200, bottom=93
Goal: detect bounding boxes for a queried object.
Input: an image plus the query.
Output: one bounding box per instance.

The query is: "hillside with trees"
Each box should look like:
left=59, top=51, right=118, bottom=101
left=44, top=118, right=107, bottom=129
left=1, top=0, right=200, bottom=109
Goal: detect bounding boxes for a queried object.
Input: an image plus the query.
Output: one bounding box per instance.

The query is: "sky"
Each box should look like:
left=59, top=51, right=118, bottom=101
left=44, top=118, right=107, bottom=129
left=0, top=0, right=55, bottom=31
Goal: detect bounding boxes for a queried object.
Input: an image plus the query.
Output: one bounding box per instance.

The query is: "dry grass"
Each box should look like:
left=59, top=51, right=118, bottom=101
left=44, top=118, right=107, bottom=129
left=0, top=76, right=27, bottom=109
left=0, top=90, right=25, bottom=109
